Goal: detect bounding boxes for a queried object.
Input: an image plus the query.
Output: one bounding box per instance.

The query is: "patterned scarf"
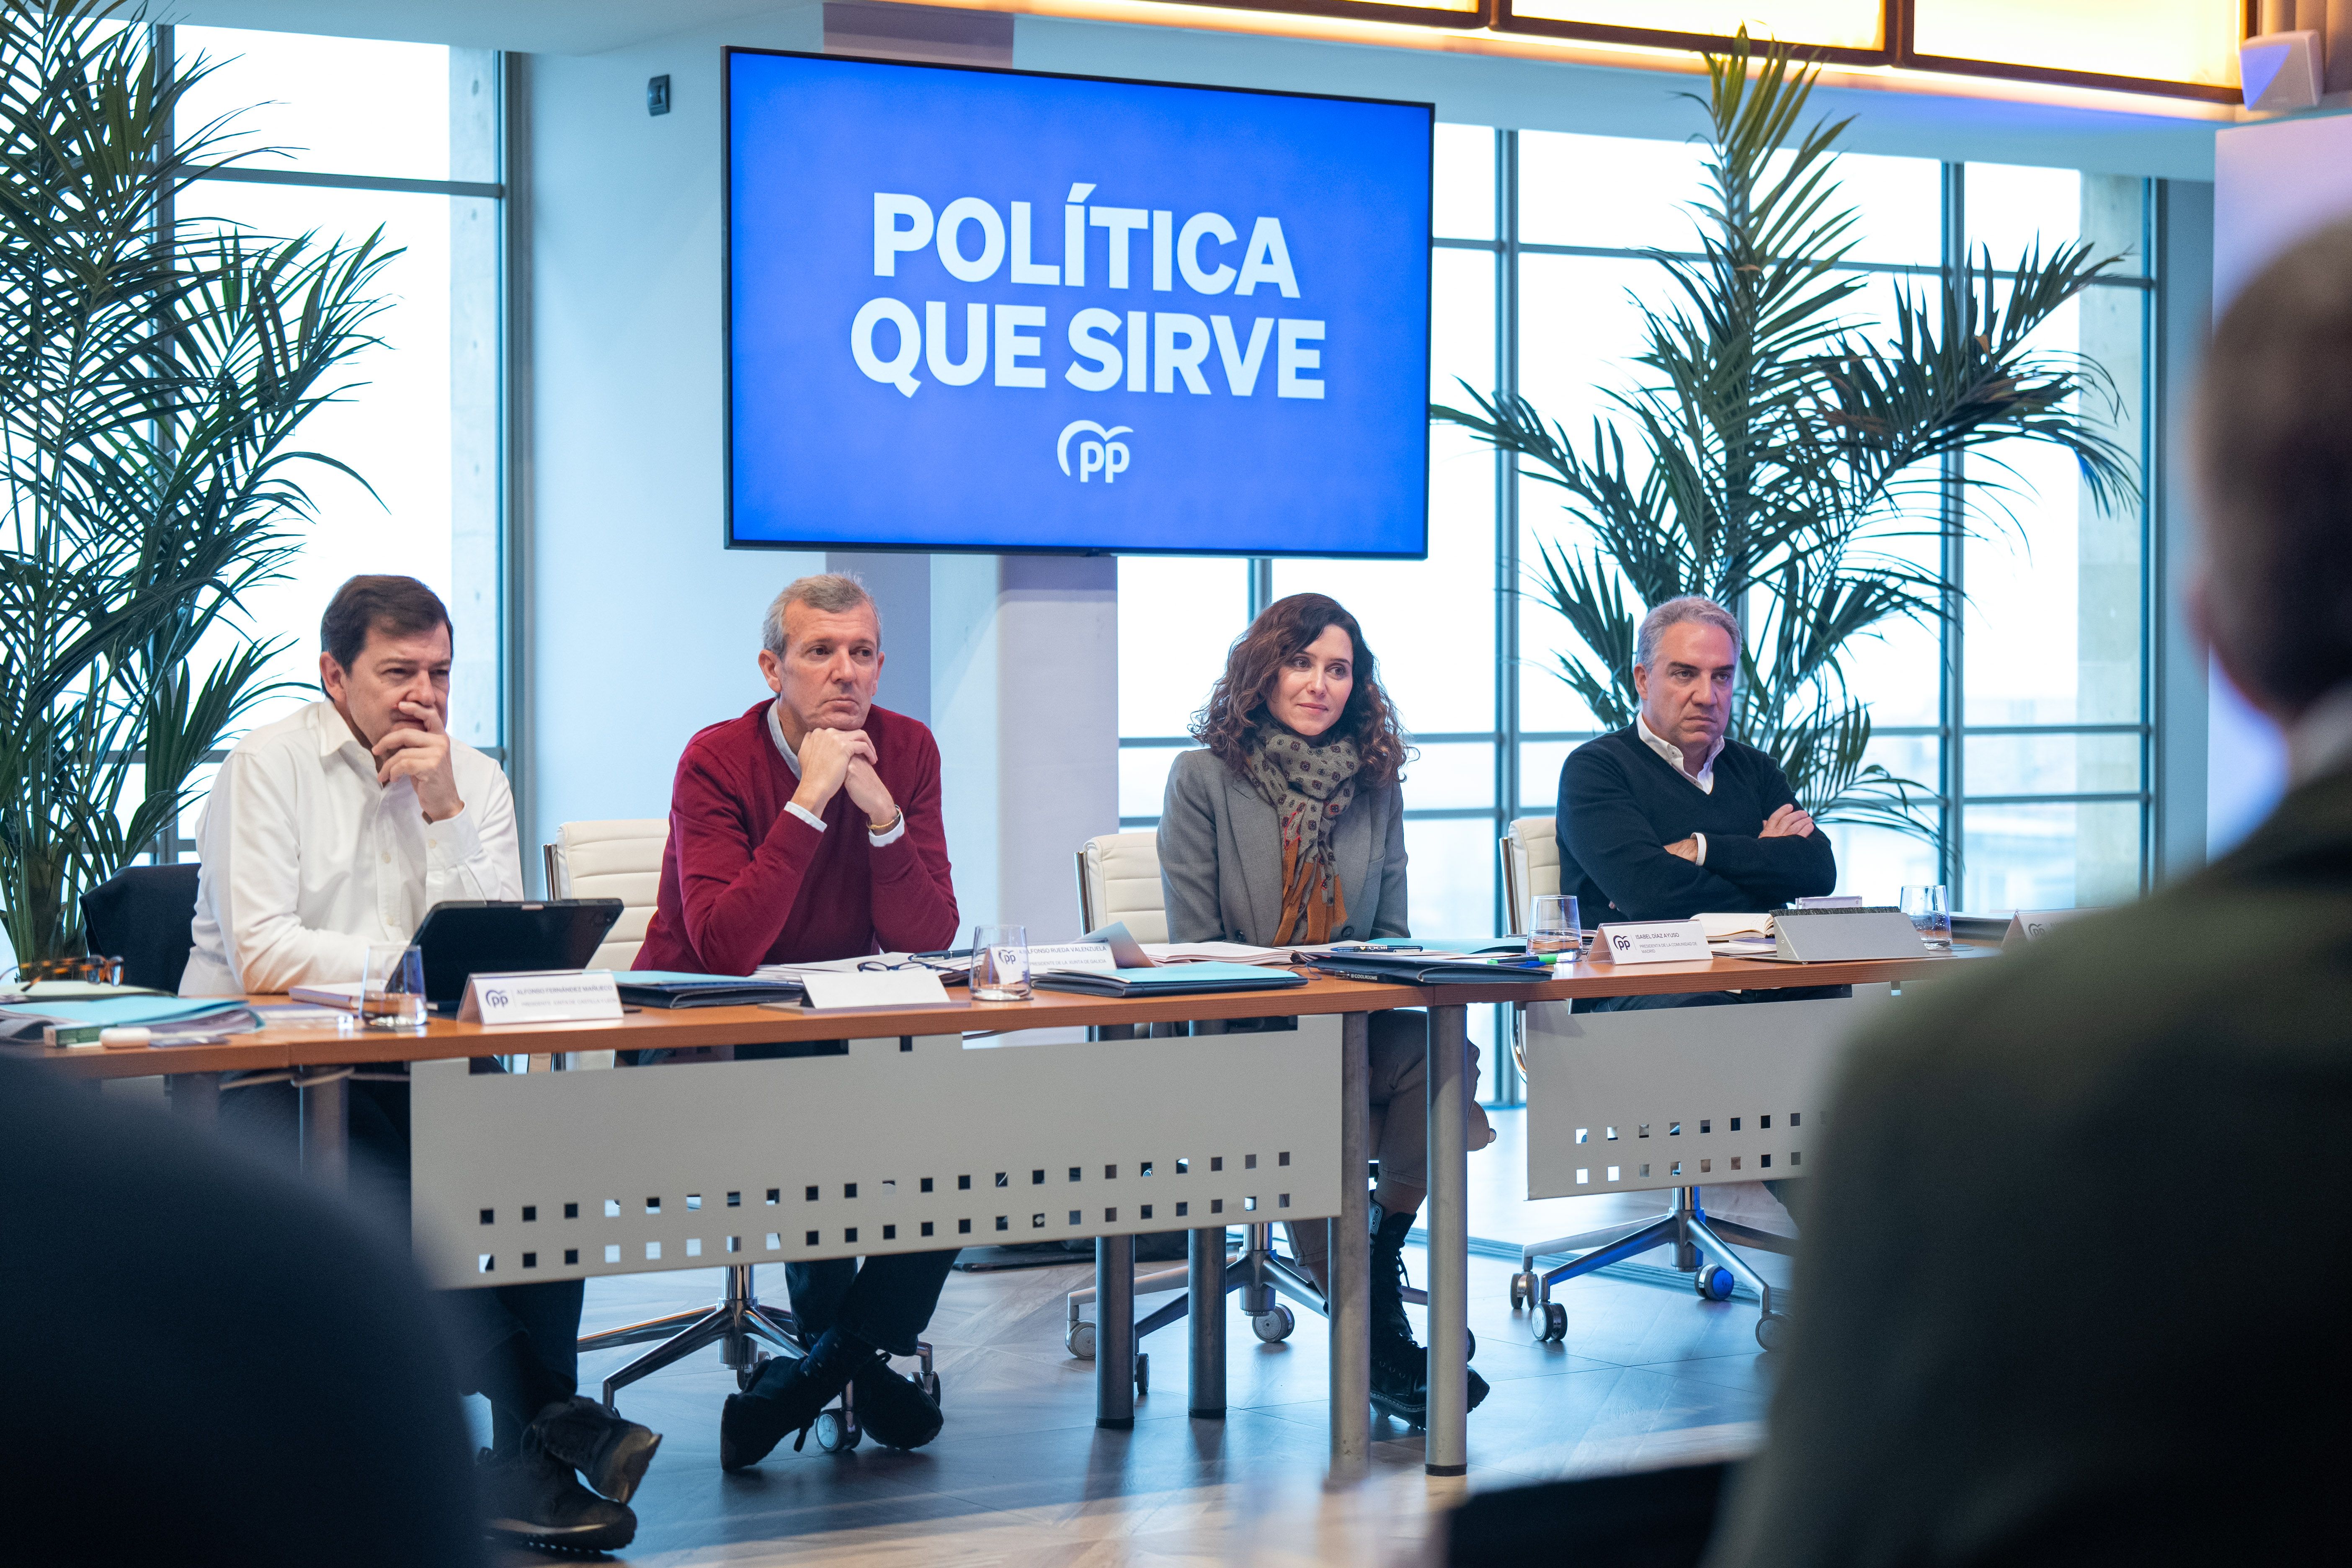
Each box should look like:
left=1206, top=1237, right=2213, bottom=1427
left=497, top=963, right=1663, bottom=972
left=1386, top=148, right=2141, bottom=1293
left=1246, top=730, right=1360, bottom=944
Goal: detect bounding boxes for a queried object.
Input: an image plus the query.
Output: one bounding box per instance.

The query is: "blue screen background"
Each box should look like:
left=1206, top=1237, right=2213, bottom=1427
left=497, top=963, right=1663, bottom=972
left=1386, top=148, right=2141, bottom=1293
left=727, top=52, right=1432, bottom=557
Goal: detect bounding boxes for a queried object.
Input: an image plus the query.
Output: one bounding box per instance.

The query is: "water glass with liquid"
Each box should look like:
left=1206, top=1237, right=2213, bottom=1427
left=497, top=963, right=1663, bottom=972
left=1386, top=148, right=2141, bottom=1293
left=1530, top=894, right=1582, bottom=959
left=362, top=941, right=428, bottom=1031
left=969, top=924, right=1032, bottom=1001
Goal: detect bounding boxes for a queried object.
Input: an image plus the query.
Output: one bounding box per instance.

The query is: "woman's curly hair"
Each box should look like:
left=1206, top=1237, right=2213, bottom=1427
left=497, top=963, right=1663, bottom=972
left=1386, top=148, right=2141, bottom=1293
left=1191, top=593, right=1412, bottom=789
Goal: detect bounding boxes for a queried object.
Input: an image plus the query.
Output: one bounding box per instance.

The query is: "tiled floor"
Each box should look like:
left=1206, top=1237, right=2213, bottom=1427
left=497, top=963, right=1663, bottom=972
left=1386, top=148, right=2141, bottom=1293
left=483, top=1108, right=1795, bottom=1565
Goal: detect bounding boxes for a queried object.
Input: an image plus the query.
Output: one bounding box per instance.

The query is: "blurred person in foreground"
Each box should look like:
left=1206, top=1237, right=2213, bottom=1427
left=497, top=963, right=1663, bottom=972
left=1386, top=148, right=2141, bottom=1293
left=0, top=1056, right=483, bottom=1567
left=1704, top=217, right=2352, bottom=1566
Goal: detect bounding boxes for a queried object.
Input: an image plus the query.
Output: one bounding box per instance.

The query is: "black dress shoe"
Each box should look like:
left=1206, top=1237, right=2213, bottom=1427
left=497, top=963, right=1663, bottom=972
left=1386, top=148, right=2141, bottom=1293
left=854, top=1363, right=943, bottom=1450
left=524, top=1394, right=663, bottom=1504
left=720, top=1328, right=882, bottom=1470
left=476, top=1446, right=637, bottom=1553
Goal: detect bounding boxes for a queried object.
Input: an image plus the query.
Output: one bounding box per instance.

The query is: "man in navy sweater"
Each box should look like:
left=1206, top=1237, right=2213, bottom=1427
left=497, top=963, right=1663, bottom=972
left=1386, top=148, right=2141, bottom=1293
left=1556, top=596, right=1836, bottom=1012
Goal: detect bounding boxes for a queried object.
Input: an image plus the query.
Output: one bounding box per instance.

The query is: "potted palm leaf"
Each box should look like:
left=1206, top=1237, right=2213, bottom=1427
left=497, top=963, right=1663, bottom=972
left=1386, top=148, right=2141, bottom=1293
left=1, top=1, right=394, bottom=973
left=1434, top=31, right=2138, bottom=853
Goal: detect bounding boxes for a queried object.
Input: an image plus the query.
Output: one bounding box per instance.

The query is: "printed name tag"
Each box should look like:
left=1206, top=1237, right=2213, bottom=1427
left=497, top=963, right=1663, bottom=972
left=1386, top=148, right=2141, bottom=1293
left=1027, top=941, right=1117, bottom=974
left=1594, top=919, right=1712, bottom=965
left=2003, top=908, right=2092, bottom=949
left=799, top=968, right=952, bottom=1010
left=458, top=970, right=624, bottom=1025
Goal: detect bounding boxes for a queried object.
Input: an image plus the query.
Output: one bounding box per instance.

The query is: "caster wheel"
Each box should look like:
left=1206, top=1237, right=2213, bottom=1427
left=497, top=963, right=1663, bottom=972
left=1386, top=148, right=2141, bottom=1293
left=1531, top=1302, right=1566, bottom=1344
left=1509, top=1272, right=1535, bottom=1310
left=1251, top=1304, right=1296, bottom=1343
left=924, top=1370, right=943, bottom=1405
left=735, top=1351, right=770, bottom=1392
left=1068, top=1320, right=1097, bottom=1360
left=1755, top=1313, right=1790, bottom=1353
left=1135, top=1352, right=1150, bottom=1396
left=813, top=1408, right=859, bottom=1452
left=1694, top=1266, right=1736, bottom=1302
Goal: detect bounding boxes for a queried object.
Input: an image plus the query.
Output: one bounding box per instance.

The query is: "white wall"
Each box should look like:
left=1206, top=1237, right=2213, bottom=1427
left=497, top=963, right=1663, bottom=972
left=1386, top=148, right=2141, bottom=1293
left=528, top=5, right=828, bottom=854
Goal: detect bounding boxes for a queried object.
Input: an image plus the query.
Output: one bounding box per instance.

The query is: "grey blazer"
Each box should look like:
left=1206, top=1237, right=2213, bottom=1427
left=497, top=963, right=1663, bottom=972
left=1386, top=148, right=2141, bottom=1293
left=1157, top=748, right=1409, bottom=946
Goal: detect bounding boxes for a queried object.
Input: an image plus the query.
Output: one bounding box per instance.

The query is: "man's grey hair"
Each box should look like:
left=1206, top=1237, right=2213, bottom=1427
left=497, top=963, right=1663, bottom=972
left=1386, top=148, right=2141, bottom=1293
left=762, top=573, right=879, bottom=658
left=1635, top=595, right=1742, bottom=672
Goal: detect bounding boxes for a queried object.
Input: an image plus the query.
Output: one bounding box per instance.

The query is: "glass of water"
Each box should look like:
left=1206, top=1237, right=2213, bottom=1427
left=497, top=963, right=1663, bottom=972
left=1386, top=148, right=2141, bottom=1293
left=361, top=941, right=428, bottom=1031
left=969, top=924, right=1032, bottom=1001
left=1530, top=893, right=1582, bottom=959
left=1899, top=885, right=1952, bottom=950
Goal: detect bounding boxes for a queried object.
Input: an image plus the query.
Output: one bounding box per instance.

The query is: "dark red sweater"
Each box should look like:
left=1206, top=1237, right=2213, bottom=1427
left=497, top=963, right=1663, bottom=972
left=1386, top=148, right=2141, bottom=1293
left=634, top=701, right=960, bottom=975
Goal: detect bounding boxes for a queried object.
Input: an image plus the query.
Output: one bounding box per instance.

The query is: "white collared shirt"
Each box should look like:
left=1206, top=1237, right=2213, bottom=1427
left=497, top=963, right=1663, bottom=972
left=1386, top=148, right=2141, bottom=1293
left=1636, top=713, right=1724, bottom=864
left=766, top=701, right=907, bottom=846
left=180, top=699, right=521, bottom=995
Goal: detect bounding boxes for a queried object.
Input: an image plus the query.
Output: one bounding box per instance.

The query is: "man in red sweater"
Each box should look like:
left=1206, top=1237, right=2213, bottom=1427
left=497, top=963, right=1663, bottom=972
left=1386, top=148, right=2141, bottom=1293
left=635, top=573, right=962, bottom=1467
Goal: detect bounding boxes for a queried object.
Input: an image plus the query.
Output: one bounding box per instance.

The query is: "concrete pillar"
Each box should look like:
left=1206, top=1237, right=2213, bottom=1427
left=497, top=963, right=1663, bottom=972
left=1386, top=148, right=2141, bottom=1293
left=933, top=554, right=1118, bottom=940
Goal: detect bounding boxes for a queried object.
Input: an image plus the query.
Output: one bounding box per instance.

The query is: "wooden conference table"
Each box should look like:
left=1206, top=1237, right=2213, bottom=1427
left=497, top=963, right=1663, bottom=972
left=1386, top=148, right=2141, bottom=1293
left=27, top=952, right=1958, bottom=1480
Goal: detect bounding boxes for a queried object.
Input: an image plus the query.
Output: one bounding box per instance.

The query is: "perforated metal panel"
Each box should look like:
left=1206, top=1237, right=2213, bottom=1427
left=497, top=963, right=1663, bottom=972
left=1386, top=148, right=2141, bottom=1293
left=412, top=1021, right=1342, bottom=1290
left=1522, top=987, right=1893, bottom=1199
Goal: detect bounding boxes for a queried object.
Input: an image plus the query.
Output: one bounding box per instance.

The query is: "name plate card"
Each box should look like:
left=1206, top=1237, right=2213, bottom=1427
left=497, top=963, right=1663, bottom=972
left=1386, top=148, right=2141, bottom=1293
left=1029, top=941, right=1117, bottom=974
left=1772, top=907, right=1927, bottom=962
left=1595, top=919, right=1712, bottom=965
left=2003, top=908, right=2092, bottom=950
left=458, top=970, right=624, bottom=1026
left=798, top=968, right=952, bottom=1011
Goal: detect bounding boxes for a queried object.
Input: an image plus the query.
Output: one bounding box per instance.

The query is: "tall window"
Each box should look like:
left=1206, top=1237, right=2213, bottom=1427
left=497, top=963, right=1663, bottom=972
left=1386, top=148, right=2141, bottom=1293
left=1118, top=126, right=2155, bottom=1091
left=161, top=27, right=506, bottom=852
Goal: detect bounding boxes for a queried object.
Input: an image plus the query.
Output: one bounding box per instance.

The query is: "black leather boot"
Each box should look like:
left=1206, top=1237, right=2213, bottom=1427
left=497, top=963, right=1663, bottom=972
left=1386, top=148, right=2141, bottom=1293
left=1368, top=1203, right=1489, bottom=1426
left=1369, top=1204, right=1428, bottom=1423
left=854, top=1362, right=943, bottom=1450
left=720, top=1328, right=883, bottom=1470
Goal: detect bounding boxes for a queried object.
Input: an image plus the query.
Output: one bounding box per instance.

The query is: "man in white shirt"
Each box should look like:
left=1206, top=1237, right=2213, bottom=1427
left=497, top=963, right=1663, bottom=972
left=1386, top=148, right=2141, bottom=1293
left=185, top=576, right=659, bottom=1553
left=183, top=595, right=516, bottom=995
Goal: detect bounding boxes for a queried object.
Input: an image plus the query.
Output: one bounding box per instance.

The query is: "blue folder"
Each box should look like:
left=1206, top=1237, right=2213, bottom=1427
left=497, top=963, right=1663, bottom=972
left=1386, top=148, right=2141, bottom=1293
left=1031, top=962, right=1306, bottom=998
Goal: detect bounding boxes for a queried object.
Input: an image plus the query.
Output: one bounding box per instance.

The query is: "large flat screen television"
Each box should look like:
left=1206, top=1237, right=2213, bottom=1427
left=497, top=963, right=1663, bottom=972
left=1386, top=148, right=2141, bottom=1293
left=724, top=49, right=1432, bottom=558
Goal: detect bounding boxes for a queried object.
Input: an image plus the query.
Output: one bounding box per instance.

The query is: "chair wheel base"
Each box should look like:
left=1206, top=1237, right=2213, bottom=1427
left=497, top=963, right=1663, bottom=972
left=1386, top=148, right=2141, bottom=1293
left=1531, top=1302, right=1566, bottom=1344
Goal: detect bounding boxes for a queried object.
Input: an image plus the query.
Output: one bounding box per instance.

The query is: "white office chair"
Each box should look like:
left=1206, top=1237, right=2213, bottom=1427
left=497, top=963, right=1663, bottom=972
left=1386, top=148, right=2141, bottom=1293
left=1063, top=833, right=1411, bottom=1361
left=1498, top=815, right=1560, bottom=1079
left=1495, top=814, right=1800, bottom=1346
left=543, top=817, right=669, bottom=970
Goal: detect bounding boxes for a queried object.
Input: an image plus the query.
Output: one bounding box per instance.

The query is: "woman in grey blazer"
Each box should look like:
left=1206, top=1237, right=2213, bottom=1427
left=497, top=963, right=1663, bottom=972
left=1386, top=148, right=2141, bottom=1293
left=1158, top=592, right=1489, bottom=1425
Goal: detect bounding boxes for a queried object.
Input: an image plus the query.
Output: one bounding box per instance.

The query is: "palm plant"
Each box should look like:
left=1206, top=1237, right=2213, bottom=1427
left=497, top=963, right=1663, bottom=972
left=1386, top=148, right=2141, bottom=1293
left=1, top=2, right=393, bottom=970
left=1433, top=31, right=2137, bottom=849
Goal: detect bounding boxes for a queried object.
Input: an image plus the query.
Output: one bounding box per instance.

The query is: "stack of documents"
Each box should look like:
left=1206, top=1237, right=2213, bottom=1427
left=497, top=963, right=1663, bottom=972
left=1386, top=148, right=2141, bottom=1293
left=1302, top=949, right=1556, bottom=985
left=1032, top=962, right=1307, bottom=998
left=1695, top=912, right=1779, bottom=957
left=0, top=994, right=256, bottom=1048
left=753, top=952, right=972, bottom=987
left=1138, top=941, right=1293, bottom=966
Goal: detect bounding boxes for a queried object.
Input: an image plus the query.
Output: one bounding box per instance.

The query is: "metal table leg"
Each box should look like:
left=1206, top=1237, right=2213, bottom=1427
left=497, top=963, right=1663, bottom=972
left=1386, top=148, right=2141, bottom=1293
left=1096, top=1232, right=1136, bottom=1429
left=299, top=1068, right=349, bottom=1191
left=1425, top=1003, right=1470, bottom=1475
left=1328, top=1009, right=1372, bottom=1480
left=1188, top=1225, right=1227, bottom=1418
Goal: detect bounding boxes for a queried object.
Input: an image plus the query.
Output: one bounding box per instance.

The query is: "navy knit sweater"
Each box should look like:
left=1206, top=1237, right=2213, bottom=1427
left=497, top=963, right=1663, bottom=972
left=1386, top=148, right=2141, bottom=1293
left=1555, top=726, right=1837, bottom=922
